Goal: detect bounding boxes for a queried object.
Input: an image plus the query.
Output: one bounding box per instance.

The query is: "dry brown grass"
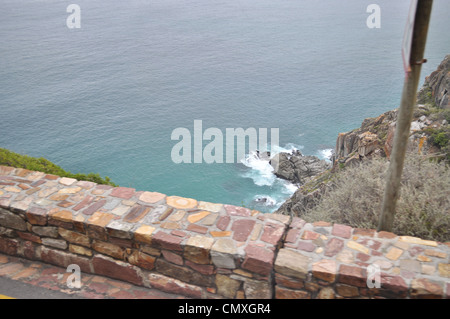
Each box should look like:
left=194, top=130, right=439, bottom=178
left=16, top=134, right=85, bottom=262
left=301, top=152, right=450, bottom=242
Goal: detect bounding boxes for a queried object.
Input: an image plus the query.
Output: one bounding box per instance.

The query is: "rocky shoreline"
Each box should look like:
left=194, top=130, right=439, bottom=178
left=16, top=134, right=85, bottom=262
left=274, top=54, right=450, bottom=217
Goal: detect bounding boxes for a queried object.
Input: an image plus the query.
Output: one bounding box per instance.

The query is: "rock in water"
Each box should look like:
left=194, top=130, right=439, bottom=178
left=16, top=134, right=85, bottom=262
left=253, top=195, right=276, bottom=206
left=270, top=151, right=331, bottom=185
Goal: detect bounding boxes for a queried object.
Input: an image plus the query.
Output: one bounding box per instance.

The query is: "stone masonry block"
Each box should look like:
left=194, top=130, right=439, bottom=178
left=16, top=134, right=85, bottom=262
left=411, top=278, right=444, bottom=298
left=155, top=258, right=214, bottom=287
left=338, top=265, right=367, bottom=288
left=152, top=231, right=184, bottom=251
left=92, top=240, right=125, bottom=260
left=242, top=243, right=274, bottom=276
left=123, top=205, right=151, bottom=223
left=58, top=228, right=90, bottom=247
left=231, top=219, right=256, bottom=242
left=92, top=254, right=143, bottom=286
left=86, top=212, right=114, bottom=240
left=275, top=286, right=309, bottom=299
left=331, top=223, right=352, bottom=239
left=211, top=238, right=237, bottom=269
left=216, top=274, right=241, bottom=298
left=40, top=246, right=91, bottom=273
left=0, top=208, right=27, bottom=231
left=110, top=187, right=136, bottom=199
left=26, top=207, right=49, bottom=225
left=312, top=259, right=337, bottom=283
left=134, top=225, right=156, bottom=244
left=184, top=235, right=214, bottom=265
left=0, top=237, right=18, bottom=255
left=49, top=210, right=74, bottom=225
left=106, top=220, right=134, bottom=239
left=244, top=278, right=272, bottom=299
left=261, top=222, right=285, bottom=245
left=128, top=250, right=156, bottom=270
left=274, top=248, right=310, bottom=280
left=148, top=273, right=202, bottom=298
left=139, top=191, right=166, bottom=204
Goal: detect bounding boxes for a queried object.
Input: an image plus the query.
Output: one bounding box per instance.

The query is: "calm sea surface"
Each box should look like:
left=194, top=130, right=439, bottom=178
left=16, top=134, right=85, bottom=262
left=1, top=0, right=449, bottom=212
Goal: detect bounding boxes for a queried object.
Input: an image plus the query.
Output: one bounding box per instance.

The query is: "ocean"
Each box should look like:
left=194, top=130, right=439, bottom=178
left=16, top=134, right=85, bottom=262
left=1, top=0, right=448, bottom=212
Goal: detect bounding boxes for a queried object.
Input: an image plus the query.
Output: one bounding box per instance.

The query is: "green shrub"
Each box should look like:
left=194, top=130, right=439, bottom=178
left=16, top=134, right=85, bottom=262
left=0, top=147, right=116, bottom=186
left=300, top=153, right=450, bottom=242
left=417, top=86, right=436, bottom=107
left=430, top=130, right=449, bottom=148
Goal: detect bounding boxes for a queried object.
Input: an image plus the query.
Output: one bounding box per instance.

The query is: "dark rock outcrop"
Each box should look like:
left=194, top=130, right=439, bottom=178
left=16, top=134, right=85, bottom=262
left=270, top=150, right=331, bottom=185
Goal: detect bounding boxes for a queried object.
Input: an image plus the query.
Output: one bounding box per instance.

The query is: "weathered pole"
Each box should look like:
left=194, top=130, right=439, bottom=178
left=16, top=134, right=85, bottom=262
left=378, top=0, right=433, bottom=232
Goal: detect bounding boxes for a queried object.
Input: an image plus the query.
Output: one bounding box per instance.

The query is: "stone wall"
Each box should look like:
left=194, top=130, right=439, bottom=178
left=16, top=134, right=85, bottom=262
left=0, top=166, right=449, bottom=298
left=275, top=220, right=449, bottom=299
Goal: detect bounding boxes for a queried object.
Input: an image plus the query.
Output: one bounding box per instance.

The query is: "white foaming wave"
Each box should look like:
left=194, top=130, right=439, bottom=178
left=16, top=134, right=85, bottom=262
left=317, top=148, right=333, bottom=162
left=283, top=181, right=298, bottom=194
left=253, top=195, right=277, bottom=207
left=240, top=144, right=305, bottom=188
left=271, top=143, right=304, bottom=155
left=240, top=151, right=275, bottom=186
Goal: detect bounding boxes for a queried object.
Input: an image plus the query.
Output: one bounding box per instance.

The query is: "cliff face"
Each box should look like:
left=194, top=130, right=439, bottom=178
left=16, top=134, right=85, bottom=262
left=418, top=54, right=450, bottom=109
left=332, top=109, right=397, bottom=167
left=276, top=54, right=450, bottom=217
left=330, top=104, right=446, bottom=170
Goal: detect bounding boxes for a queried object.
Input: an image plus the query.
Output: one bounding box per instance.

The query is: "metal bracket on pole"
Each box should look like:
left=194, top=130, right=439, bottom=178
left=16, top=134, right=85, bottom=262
left=412, top=58, right=428, bottom=65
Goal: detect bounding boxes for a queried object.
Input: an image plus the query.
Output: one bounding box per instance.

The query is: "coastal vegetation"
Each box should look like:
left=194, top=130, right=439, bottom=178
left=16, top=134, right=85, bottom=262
left=299, top=152, right=450, bottom=242
left=0, top=147, right=116, bottom=186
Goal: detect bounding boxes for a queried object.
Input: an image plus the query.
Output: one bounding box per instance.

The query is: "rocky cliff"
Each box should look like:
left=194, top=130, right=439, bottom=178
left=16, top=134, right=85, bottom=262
left=276, top=54, right=450, bottom=217
left=418, top=54, right=450, bottom=109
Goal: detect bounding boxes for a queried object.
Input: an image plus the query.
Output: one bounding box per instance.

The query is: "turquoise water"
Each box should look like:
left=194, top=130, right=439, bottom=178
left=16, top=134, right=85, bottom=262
left=1, top=0, right=449, bottom=212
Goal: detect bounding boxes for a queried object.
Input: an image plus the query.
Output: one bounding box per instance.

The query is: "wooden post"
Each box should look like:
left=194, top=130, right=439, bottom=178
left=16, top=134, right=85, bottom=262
left=378, top=0, right=433, bottom=232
